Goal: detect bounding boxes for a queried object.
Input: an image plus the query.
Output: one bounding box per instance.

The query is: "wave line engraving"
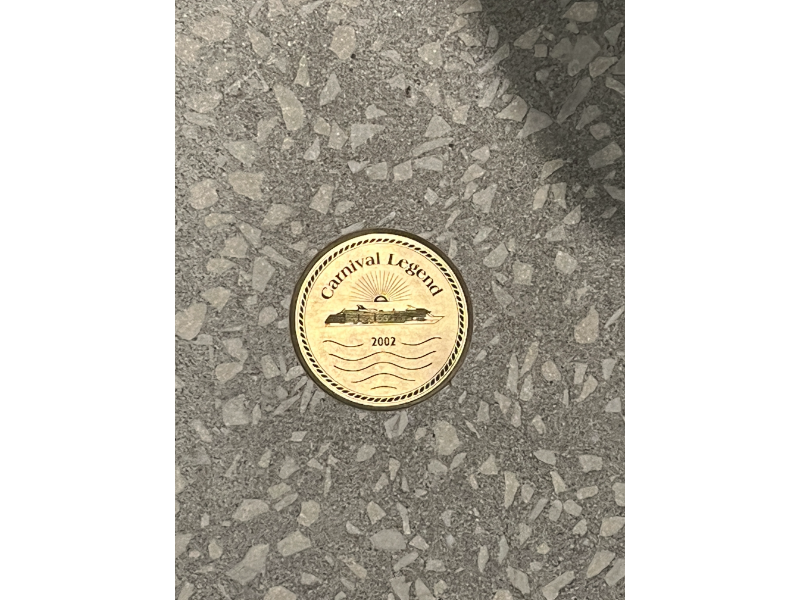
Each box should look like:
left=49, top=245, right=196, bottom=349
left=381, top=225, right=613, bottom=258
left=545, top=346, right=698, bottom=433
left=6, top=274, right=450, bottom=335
left=371, top=385, right=397, bottom=390
left=322, top=340, right=363, bottom=348
left=352, top=372, right=414, bottom=384
left=333, top=361, right=433, bottom=372
left=401, top=337, right=442, bottom=347
left=329, top=350, right=437, bottom=362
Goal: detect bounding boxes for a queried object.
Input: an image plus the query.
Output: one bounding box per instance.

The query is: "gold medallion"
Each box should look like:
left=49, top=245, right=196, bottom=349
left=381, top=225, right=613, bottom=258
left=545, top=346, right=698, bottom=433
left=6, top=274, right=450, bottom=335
left=290, top=229, right=472, bottom=410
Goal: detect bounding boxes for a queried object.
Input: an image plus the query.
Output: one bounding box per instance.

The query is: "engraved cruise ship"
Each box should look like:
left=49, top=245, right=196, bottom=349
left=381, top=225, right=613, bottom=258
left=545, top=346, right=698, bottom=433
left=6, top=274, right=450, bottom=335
left=325, top=305, right=444, bottom=326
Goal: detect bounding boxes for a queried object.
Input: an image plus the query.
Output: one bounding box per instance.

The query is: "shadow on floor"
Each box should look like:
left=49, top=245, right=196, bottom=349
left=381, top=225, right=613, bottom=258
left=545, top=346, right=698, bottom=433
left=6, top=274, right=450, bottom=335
left=475, top=0, right=625, bottom=240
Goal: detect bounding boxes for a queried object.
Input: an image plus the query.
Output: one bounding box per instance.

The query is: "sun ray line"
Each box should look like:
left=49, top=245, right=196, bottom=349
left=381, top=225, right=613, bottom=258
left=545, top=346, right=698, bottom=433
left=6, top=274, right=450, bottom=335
left=354, top=278, right=372, bottom=295
left=353, top=278, right=374, bottom=299
left=366, top=271, right=376, bottom=299
left=386, top=274, right=403, bottom=298
left=386, top=272, right=395, bottom=299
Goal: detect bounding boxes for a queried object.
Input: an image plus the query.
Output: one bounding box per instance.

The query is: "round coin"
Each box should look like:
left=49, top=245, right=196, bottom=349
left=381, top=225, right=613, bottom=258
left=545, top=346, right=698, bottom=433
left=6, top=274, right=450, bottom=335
left=290, top=229, right=472, bottom=410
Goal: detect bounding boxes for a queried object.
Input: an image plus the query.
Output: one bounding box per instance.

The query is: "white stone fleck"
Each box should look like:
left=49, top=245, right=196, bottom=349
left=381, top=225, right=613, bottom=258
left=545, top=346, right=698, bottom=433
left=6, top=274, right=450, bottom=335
left=541, top=360, right=561, bottom=382
left=319, top=73, right=342, bottom=106
left=497, top=535, right=509, bottom=564
left=572, top=519, right=588, bottom=535
left=576, top=375, right=598, bottom=402
left=415, top=579, right=435, bottom=600
left=309, top=184, right=334, bottom=214
left=393, top=161, right=413, bottom=181
left=371, top=529, right=406, bottom=552
left=492, top=281, right=513, bottom=308
left=188, top=179, right=219, bottom=209
left=575, top=307, right=600, bottom=343
left=330, top=26, right=356, bottom=60
left=226, top=544, right=269, bottom=585
left=589, top=142, right=623, bottom=169
left=568, top=35, right=601, bottom=76
left=537, top=542, right=551, bottom=554
left=613, top=482, right=625, bottom=506
left=605, top=558, right=625, bottom=586
left=224, top=140, right=257, bottom=168
left=417, top=42, right=443, bottom=68
left=541, top=570, right=575, bottom=600
left=519, top=108, right=554, bottom=140
left=534, top=449, right=557, bottom=466
left=367, top=501, right=386, bottom=524
left=355, top=444, right=376, bottom=462
left=274, top=492, right=298, bottom=512
left=279, top=456, right=299, bottom=479
left=277, top=531, right=312, bottom=557
left=341, top=556, right=367, bottom=580
left=328, top=121, right=348, bottom=149
left=529, top=497, right=548, bottom=521
left=551, top=470, right=567, bottom=494
left=176, top=35, right=202, bottom=64
left=548, top=499, right=563, bottom=521
left=350, top=123, right=385, bottom=149
left=587, top=550, right=615, bottom=578
left=504, top=471, right=520, bottom=508
left=390, top=576, right=411, bottom=600
left=303, top=138, right=321, bottom=161
left=600, top=516, right=625, bottom=537
left=455, top=0, right=482, bottom=14
left=297, top=501, right=320, bottom=527
left=606, top=75, right=625, bottom=96
left=222, top=394, right=249, bottom=425
left=579, top=454, right=603, bottom=472
left=415, top=156, right=443, bottom=172
left=461, top=163, right=485, bottom=183
left=532, top=185, right=549, bottom=210
left=514, top=28, right=540, bottom=49
left=555, top=251, right=578, bottom=275
left=495, top=391, right=512, bottom=414
left=483, top=28, right=498, bottom=49
left=345, top=521, right=363, bottom=535
left=478, top=43, right=510, bottom=74
left=264, top=586, right=296, bottom=600
left=424, top=114, right=452, bottom=138
left=273, top=84, right=305, bottom=131
left=428, top=459, right=447, bottom=475
left=176, top=303, right=207, bottom=340
left=478, top=77, right=500, bottom=108
left=507, top=354, right=519, bottom=394
left=433, top=421, right=461, bottom=455
left=479, top=454, right=499, bottom=475
left=477, top=401, right=490, bottom=423
left=483, top=242, right=509, bottom=268
left=604, top=185, right=625, bottom=203
left=365, top=162, right=388, bottom=180
left=193, top=15, right=232, bottom=42
left=365, top=104, right=387, bottom=119
left=452, top=103, right=470, bottom=124
left=496, top=96, right=528, bottom=121
left=563, top=499, right=582, bottom=517
left=478, top=545, right=489, bottom=572
left=557, top=77, right=592, bottom=124
left=563, top=1, right=598, bottom=21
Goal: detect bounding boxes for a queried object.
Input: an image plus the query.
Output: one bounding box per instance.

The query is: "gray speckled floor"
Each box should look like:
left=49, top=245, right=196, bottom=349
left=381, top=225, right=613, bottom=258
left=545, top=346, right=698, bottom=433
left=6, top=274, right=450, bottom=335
left=175, top=1, right=624, bottom=598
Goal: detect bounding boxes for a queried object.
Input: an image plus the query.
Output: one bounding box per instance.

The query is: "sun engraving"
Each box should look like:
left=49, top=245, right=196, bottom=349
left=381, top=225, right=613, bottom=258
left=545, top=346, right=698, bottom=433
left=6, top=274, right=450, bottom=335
left=349, top=270, right=410, bottom=303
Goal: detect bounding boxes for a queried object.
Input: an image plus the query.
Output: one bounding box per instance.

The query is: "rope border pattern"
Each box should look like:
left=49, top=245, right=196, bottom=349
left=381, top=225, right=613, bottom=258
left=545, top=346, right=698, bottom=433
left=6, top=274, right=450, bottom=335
left=296, top=236, right=467, bottom=406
